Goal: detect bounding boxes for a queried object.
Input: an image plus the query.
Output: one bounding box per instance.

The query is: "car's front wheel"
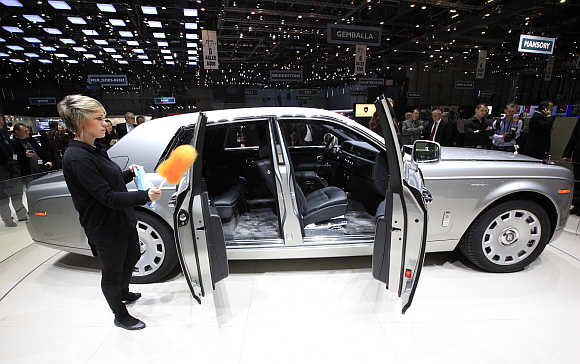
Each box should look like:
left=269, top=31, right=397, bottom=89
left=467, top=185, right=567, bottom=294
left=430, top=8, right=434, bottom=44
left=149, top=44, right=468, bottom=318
left=459, top=200, right=551, bottom=273
left=131, top=210, right=178, bottom=283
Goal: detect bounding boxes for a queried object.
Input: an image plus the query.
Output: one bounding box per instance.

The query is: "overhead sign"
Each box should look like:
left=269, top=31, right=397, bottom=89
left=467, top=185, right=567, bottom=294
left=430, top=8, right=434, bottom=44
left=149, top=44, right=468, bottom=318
left=455, top=80, right=474, bottom=90
left=354, top=44, right=366, bottom=75
left=327, top=24, right=381, bottom=46
left=385, top=79, right=394, bottom=86
left=270, top=70, right=302, bottom=82
left=358, top=78, right=384, bottom=87
left=297, top=89, right=318, bottom=96
left=244, top=89, right=258, bottom=96
left=202, top=30, right=219, bottom=69
left=154, top=97, right=176, bottom=105
left=477, top=90, right=493, bottom=98
left=87, top=74, right=128, bottom=86
left=518, top=34, right=555, bottom=55
left=28, top=97, right=56, bottom=106
left=296, top=95, right=312, bottom=101
left=476, top=49, right=487, bottom=80
left=544, top=56, right=555, bottom=81
left=350, top=90, right=367, bottom=97
left=407, top=92, right=421, bottom=98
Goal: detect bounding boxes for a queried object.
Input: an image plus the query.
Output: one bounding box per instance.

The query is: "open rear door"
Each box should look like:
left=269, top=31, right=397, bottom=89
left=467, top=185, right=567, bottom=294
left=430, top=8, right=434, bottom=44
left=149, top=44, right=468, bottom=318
left=372, top=96, right=428, bottom=314
left=172, top=113, right=229, bottom=304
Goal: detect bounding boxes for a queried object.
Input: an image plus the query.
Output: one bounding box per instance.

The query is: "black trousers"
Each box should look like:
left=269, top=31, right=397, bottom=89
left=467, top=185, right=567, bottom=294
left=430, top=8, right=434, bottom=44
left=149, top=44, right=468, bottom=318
left=90, top=227, right=141, bottom=318
left=573, top=163, right=580, bottom=207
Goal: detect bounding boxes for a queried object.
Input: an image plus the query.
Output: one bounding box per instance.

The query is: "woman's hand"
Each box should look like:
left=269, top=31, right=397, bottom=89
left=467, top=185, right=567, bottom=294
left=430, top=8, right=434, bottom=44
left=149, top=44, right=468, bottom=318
left=128, top=164, right=143, bottom=175
left=148, top=187, right=162, bottom=202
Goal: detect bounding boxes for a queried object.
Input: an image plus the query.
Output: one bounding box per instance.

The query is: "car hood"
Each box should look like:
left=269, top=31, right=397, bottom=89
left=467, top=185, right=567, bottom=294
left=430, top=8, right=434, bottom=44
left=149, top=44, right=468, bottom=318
left=441, top=147, right=540, bottom=162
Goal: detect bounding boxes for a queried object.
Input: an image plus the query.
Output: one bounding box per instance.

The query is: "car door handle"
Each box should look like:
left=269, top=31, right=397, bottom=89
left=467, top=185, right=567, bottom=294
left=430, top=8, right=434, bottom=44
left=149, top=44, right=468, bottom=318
left=168, top=192, right=178, bottom=208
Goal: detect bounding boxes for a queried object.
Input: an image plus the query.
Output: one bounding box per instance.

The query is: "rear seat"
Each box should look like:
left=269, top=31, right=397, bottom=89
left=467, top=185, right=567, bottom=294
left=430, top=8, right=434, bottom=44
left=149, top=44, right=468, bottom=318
left=210, top=178, right=246, bottom=221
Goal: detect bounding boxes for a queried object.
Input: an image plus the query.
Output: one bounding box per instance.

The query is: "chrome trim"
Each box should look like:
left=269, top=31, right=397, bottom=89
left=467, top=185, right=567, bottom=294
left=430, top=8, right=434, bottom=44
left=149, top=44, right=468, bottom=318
left=224, top=146, right=260, bottom=152
left=226, top=242, right=374, bottom=260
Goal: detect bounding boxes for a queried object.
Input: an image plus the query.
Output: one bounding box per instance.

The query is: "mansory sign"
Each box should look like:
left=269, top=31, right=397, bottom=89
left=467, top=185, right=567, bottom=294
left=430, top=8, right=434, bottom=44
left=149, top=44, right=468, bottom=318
left=518, top=34, right=556, bottom=55
left=327, top=24, right=381, bottom=46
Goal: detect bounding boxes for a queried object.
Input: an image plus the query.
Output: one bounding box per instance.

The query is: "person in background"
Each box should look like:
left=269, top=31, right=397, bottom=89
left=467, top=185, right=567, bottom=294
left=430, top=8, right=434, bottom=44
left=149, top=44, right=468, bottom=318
left=464, top=104, right=493, bottom=148
left=368, top=111, right=382, bottom=137
left=401, top=109, right=424, bottom=145
left=562, top=118, right=580, bottom=215
left=115, top=112, right=136, bottom=139
left=136, top=116, right=145, bottom=125
left=522, top=101, right=554, bottom=159
left=423, top=109, right=453, bottom=146
left=12, top=123, right=53, bottom=182
left=58, top=95, right=161, bottom=330
left=492, top=103, right=522, bottom=152
left=96, top=120, right=119, bottom=150
left=0, top=116, right=27, bottom=227
left=47, top=120, right=72, bottom=169
left=441, top=112, right=449, bottom=122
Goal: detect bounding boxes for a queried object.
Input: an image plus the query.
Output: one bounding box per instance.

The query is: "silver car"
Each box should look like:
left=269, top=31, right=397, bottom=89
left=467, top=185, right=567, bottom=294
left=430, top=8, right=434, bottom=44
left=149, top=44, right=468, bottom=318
left=25, top=97, right=574, bottom=310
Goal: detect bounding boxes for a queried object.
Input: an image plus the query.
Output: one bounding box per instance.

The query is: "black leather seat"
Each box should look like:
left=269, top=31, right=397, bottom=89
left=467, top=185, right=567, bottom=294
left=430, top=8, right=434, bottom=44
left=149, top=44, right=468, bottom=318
left=212, top=185, right=244, bottom=221
left=256, top=146, right=347, bottom=226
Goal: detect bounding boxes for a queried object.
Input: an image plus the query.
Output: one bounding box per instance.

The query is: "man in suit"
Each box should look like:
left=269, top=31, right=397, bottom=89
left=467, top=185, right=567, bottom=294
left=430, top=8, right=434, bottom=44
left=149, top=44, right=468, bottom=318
left=522, top=101, right=553, bottom=159
left=115, top=112, right=137, bottom=139
left=11, top=123, right=53, bottom=180
left=423, top=109, right=453, bottom=146
left=562, top=118, right=580, bottom=215
left=0, top=120, right=29, bottom=225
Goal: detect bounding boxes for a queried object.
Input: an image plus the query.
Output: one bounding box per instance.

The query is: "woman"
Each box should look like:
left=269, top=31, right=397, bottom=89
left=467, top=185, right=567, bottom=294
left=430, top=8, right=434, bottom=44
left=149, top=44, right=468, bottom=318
left=96, top=120, right=118, bottom=150
left=58, top=95, right=161, bottom=330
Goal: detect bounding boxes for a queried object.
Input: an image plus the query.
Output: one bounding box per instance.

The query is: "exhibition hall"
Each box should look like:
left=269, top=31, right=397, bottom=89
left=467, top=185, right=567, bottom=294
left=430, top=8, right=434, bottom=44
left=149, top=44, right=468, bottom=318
left=0, top=0, right=579, bottom=363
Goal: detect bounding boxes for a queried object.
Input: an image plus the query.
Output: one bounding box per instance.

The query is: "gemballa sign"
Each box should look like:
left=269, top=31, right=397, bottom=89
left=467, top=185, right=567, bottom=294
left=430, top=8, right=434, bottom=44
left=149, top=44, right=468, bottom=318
left=327, top=24, right=381, bottom=46
left=518, top=34, right=555, bottom=55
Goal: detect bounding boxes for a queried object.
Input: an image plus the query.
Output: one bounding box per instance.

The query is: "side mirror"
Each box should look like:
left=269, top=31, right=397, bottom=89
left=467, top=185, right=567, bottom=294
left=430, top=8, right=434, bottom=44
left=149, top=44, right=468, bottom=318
left=412, top=140, right=441, bottom=163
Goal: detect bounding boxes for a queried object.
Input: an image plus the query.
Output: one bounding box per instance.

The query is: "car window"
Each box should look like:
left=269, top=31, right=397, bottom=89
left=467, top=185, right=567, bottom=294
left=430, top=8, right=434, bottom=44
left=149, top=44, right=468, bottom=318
left=223, top=122, right=268, bottom=149
left=279, top=118, right=363, bottom=147
left=155, top=124, right=197, bottom=169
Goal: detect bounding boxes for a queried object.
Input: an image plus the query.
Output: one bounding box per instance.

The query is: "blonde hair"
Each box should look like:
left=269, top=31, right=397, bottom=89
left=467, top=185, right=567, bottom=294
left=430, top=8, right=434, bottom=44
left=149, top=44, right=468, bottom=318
left=57, top=95, right=106, bottom=135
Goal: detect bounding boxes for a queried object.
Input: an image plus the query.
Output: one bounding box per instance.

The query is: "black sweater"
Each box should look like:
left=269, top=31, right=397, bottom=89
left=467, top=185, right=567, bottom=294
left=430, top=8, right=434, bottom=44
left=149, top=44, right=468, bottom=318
left=62, top=140, right=150, bottom=240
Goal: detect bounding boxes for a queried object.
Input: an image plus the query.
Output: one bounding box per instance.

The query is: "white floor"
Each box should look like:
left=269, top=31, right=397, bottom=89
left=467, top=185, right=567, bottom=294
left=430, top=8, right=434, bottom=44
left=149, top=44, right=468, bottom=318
left=0, top=217, right=579, bottom=364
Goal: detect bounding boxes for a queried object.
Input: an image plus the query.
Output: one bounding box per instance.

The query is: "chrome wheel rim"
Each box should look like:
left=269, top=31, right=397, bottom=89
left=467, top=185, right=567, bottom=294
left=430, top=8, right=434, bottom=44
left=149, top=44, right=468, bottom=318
left=134, top=221, right=166, bottom=276
left=481, top=209, right=542, bottom=266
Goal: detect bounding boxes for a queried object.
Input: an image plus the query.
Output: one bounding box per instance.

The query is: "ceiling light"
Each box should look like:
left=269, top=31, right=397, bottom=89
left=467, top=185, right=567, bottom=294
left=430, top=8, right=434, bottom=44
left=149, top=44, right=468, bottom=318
left=153, top=32, right=165, bottom=38
left=7, top=45, right=24, bottom=50
left=66, top=59, right=79, bottom=63
left=163, top=55, right=172, bottom=60
left=188, top=56, right=198, bottom=60
left=184, top=9, right=198, bottom=17
left=92, top=59, right=103, bottom=63
left=132, top=48, right=144, bottom=53
left=451, top=13, right=459, bottom=18
left=24, top=52, right=39, bottom=57
left=97, top=3, right=116, bottom=12
left=67, top=17, right=87, bottom=25
left=410, top=4, right=415, bottom=7
left=0, top=52, right=8, bottom=57
left=94, top=39, right=108, bottom=45
left=23, top=14, right=45, bottom=23
left=82, top=29, right=98, bottom=35
left=109, top=19, right=126, bottom=26
left=103, top=47, right=115, bottom=52
left=142, top=60, right=152, bottom=64
left=111, top=54, right=122, bottom=59
left=421, top=5, right=427, bottom=9
left=126, top=40, right=139, bottom=46
left=60, top=38, right=76, bottom=44
left=10, top=58, right=25, bottom=63
left=0, top=37, right=4, bottom=42
left=147, top=20, right=162, bottom=28
left=119, top=31, right=133, bottom=37
left=187, top=62, right=197, bottom=66
left=186, top=33, right=198, bottom=40
left=38, top=59, right=52, bottom=63
left=185, top=22, right=198, bottom=30
left=83, top=53, right=95, bottom=58
left=188, top=50, right=198, bottom=55
left=54, top=53, right=68, bottom=57
left=48, top=1, right=71, bottom=10
left=187, top=42, right=197, bottom=48
left=117, top=60, right=128, bottom=64
left=0, top=0, right=23, bottom=7
left=2, top=26, right=24, bottom=33
left=43, top=28, right=62, bottom=35
left=157, top=41, right=168, bottom=46
left=161, top=49, right=170, bottom=54
left=449, top=9, right=457, bottom=13
left=137, top=55, right=148, bottom=59
left=141, top=6, right=157, bottom=15
left=73, top=46, right=87, bottom=52
left=41, top=46, right=56, bottom=51
left=24, top=37, right=41, bottom=43
left=166, top=61, right=175, bottom=65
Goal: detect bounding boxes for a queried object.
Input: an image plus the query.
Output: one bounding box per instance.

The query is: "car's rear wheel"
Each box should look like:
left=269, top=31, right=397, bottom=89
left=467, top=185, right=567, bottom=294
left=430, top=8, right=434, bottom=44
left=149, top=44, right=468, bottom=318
left=459, top=200, right=551, bottom=273
left=131, top=211, right=178, bottom=283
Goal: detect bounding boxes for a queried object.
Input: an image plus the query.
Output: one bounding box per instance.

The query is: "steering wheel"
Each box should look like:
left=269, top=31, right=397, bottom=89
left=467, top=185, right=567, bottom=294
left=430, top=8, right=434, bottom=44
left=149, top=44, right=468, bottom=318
left=319, top=133, right=337, bottom=163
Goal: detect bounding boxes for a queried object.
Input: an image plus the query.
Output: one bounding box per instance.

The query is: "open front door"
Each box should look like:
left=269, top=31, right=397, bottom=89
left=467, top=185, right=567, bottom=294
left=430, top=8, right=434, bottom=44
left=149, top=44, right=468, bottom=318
left=372, top=96, right=428, bottom=314
left=172, top=113, right=229, bottom=304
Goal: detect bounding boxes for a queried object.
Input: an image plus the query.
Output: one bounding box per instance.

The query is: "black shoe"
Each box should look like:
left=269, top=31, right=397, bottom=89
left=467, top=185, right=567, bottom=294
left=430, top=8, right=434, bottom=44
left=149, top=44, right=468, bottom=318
left=17, top=217, right=28, bottom=222
left=114, top=314, right=146, bottom=330
left=122, top=292, right=142, bottom=303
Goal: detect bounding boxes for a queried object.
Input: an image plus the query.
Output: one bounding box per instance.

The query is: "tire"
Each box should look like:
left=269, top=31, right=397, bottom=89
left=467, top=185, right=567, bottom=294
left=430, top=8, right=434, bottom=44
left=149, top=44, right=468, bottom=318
left=131, top=210, right=179, bottom=284
left=459, top=200, right=552, bottom=273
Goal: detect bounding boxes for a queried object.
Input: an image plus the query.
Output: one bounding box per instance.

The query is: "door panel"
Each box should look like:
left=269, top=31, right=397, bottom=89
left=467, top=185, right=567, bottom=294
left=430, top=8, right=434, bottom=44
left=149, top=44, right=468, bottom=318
left=372, top=95, right=428, bottom=313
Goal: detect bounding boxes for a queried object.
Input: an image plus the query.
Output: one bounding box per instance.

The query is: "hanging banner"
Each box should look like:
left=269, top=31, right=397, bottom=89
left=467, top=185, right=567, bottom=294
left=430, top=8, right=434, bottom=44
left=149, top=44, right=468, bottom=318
left=297, top=89, right=318, bottom=96
left=87, top=74, right=127, bottom=86
left=202, top=30, right=219, bottom=69
left=544, top=56, right=555, bottom=81
left=354, top=44, right=366, bottom=75
left=270, top=70, right=302, bottom=82
left=154, top=97, right=176, bottom=105
left=518, top=34, right=555, bottom=55
left=327, top=24, right=381, bottom=46
left=476, top=50, right=487, bottom=80
left=455, top=80, right=474, bottom=89
left=28, top=97, right=56, bottom=106
left=358, top=78, right=384, bottom=87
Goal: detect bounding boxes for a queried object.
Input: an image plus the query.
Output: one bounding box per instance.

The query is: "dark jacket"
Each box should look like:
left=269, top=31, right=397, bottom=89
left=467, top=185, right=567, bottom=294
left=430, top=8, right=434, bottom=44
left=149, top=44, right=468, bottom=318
left=62, top=140, right=150, bottom=241
left=96, top=130, right=119, bottom=150
left=11, top=136, right=53, bottom=177
left=0, top=129, right=20, bottom=181
left=464, top=116, right=494, bottom=147
left=562, top=118, right=579, bottom=161
left=422, top=120, right=454, bottom=147
left=115, top=122, right=137, bottom=139
left=524, top=111, right=553, bottom=159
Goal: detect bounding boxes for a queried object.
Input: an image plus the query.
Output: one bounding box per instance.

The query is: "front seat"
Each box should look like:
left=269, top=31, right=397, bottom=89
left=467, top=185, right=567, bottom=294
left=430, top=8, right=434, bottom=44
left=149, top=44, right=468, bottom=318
left=256, top=146, right=348, bottom=226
